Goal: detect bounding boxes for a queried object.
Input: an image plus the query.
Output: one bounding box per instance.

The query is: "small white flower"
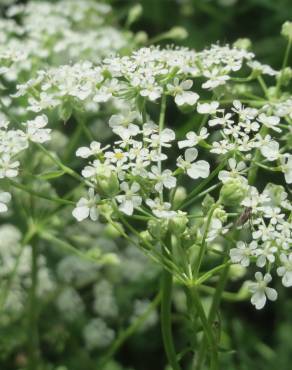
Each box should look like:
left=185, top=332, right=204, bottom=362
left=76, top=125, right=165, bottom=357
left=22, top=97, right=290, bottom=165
left=109, top=111, right=140, bottom=138
left=76, top=141, right=108, bottom=158
left=255, top=242, right=277, bottom=267
left=167, top=78, right=199, bottom=106
left=72, top=188, right=99, bottom=222
left=116, top=182, right=142, bottom=216
left=197, top=101, right=219, bottom=115
left=277, top=254, right=292, bottom=287
left=0, top=154, right=19, bottom=178
left=260, top=140, right=280, bottom=161
left=209, top=112, right=233, bottom=127
left=147, top=128, right=175, bottom=149
left=202, top=68, right=230, bottom=89
left=25, top=115, right=51, bottom=143
left=230, top=240, right=257, bottom=267
left=257, top=113, right=281, bottom=133
left=280, top=154, right=292, bottom=184
left=218, top=158, right=247, bottom=183
left=148, top=166, right=176, bottom=192
left=178, top=128, right=209, bottom=149
left=177, top=148, right=210, bottom=179
left=249, top=272, right=277, bottom=310
left=0, top=191, right=11, bottom=213
left=146, top=198, right=177, bottom=219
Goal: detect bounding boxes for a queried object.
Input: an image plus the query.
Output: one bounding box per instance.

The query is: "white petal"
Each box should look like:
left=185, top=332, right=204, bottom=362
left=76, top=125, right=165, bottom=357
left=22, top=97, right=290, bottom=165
left=187, top=161, right=210, bottom=179
left=185, top=147, right=198, bottom=162
left=72, top=206, right=89, bottom=221
left=251, top=291, right=266, bottom=310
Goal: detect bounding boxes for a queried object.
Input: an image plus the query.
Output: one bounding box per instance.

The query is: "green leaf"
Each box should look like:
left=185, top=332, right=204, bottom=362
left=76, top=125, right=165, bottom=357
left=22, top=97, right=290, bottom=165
left=38, top=170, right=65, bottom=180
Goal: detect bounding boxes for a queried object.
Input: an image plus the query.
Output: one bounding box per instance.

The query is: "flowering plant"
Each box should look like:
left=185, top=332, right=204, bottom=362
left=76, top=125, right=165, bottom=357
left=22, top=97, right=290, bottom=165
left=1, top=1, right=292, bottom=368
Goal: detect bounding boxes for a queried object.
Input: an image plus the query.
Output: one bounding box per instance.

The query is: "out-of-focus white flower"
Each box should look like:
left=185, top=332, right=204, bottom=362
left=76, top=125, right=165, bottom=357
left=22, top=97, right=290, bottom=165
left=0, top=191, right=11, bottom=213
left=277, top=254, right=292, bottom=287
left=72, top=188, right=99, bottom=221
left=249, top=272, right=277, bottom=310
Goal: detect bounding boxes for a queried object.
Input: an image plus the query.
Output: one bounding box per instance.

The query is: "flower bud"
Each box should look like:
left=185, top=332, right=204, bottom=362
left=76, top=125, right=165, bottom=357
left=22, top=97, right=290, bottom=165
left=126, top=4, right=143, bottom=27
left=281, top=21, right=292, bottom=39
left=139, top=230, right=153, bottom=245
left=213, top=207, right=227, bottom=223
left=219, top=179, right=247, bottom=206
left=148, top=219, right=168, bottom=239
left=276, top=67, right=292, bottom=87
left=97, top=166, right=119, bottom=197
left=233, top=38, right=252, bottom=50
left=173, top=186, right=187, bottom=209
left=168, top=211, right=188, bottom=236
left=164, top=27, right=188, bottom=41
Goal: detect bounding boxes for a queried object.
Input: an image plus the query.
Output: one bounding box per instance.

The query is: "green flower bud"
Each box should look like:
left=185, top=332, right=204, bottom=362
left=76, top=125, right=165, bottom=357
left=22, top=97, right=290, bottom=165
left=168, top=211, right=188, bottom=236
left=139, top=230, right=153, bottom=245
left=233, top=38, right=252, bottom=50
left=126, top=4, right=143, bottom=27
left=219, top=179, right=247, bottom=206
left=148, top=219, right=168, bottom=239
left=276, top=67, right=292, bottom=87
left=281, top=21, right=292, bottom=39
left=97, top=165, right=119, bottom=197
left=135, top=31, right=148, bottom=45
left=164, top=27, right=188, bottom=41
left=213, top=207, right=227, bottom=223
left=173, top=186, right=187, bottom=209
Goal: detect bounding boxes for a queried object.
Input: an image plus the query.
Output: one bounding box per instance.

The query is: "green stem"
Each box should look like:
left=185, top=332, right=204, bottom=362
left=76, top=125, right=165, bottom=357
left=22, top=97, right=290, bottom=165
left=189, top=288, right=218, bottom=370
left=28, top=238, right=40, bottom=370
left=161, top=268, right=182, bottom=370
left=193, top=203, right=218, bottom=278
left=247, top=126, right=268, bottom=184
left=10, top=180, right=74, bottom=205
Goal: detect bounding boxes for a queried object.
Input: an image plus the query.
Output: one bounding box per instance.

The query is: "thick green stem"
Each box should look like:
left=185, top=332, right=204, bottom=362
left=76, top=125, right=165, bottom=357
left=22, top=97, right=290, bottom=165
left=189, top=288, right=218, bottom=370
left=28, top=238, right=40, bottom=370
left=161, top=268, right=181, bottom=370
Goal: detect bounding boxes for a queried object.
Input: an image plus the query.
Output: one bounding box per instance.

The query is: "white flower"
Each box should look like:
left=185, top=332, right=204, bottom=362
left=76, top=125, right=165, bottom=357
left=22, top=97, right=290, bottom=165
left=177, top=148, right=210, bottom=179
left=232, top=100, right=258, bottom=121
left=255, top=242, right=277, bottom=267
left=148, top=166, right=176, bottom=192
left=0, top=191, right=11, bottom=213
left=249, top=272, right=277, bottom=310
left=280, top=154, right=292, bottom=184
left=263, top=206, right=284, bottom=225
left=257, top=113, right=281, bottom=133
left=260, top=140, right=280, bottom=161
left=115, top=182, right=142, bottom=216
left=72, top=188, right=99, bottom=222
left=178, top=128, right=209, bottom=149
left=230, top=240, right=257, bottom=267
left=197, top=101, right=219, bottom=114
left=147, top=128, right=175, bottom=149
left=139, top=77, right=162, bottom=101
left=25, top=115, right=51, bottom=143
left=109, top=111, right=140, bottom=137
left=218, top=158, right=247, bottom=183
left=0, top=154, right=19, bottom=178
left=202, top=68, right=229, bottom=89
left=209, top=112, right=233, bottom=127
left=277, top=254, right=292, bottom=287
left=167, top=78, right=199, bottom=106
left=76, top=141, right=108, bottom=158
left=146, top=198, right=177, bottom=219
